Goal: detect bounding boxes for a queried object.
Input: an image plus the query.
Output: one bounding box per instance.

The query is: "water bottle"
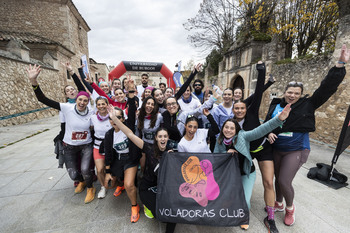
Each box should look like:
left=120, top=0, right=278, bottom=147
left=212, top=84, right=223, bottom=95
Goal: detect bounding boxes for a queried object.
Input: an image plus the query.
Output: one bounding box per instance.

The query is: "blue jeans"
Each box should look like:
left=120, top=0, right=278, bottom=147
left=63, top=142, right=93, bottom=188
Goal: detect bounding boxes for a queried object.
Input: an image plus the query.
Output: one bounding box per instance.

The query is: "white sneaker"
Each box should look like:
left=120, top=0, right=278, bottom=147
left=97, top=186, right=106, bottom=199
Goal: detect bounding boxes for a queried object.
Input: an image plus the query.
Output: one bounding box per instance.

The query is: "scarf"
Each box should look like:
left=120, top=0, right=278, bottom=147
left=181, top=95, right=192, bottom=104
left=74, top=105, right=89, bottom=116
left=223, top=137, right=233, bottom=146
left=145, top=115, right=152, bottom=120
left=67, top=98, right=75, bottom=103
left=97, top=111, right=109, bottom=121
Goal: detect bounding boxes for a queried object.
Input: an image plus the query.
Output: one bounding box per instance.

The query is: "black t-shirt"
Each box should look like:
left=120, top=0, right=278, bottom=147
left=142, top=142, right=162, bottom=187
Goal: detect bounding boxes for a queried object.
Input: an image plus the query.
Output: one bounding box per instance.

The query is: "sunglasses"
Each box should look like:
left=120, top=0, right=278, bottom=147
left=109, top=116, right=123, bottom=120
left=194, top=84, right=202, bottom=87
left=288, top=81, right=303, bottom=86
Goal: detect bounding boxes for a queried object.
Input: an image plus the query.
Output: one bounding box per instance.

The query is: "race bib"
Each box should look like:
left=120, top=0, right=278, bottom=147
left=113, top=139, right=129, bottom=152
left=71, top=131, right=88, bottom=141
left=279, top=132, right=293, bottom=137
left=144, top=132, right=155, bottom=140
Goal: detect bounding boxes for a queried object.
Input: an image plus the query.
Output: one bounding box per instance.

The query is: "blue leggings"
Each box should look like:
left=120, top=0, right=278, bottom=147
left=241, top=171, right=256, bottom=209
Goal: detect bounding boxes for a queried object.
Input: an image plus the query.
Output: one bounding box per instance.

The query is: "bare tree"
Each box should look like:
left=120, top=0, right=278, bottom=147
left=183, top=0, right=237, bottom=54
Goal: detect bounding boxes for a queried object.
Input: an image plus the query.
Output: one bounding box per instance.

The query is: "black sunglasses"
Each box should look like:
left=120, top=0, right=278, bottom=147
left=109, top=116, right=123, bottom=120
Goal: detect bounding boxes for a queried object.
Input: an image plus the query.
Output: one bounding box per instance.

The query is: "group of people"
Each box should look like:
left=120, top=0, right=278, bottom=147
left=26, top=44, right=349, bottom=233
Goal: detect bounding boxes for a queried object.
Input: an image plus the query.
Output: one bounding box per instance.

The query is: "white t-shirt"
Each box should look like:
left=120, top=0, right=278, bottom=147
left=137, top=113, right=163, bottom=144
left=90, top=114, right=112, bottom=149
left=113, top=130, right=129, bottom=154
left=137, top=85, right=148, bottom=98
left=60, top=103, right=93, bottom=146
left=224, top=106, right=232, bottom=115
left=177, top=98, right=201, bottom=112
left=177, top=129, right=210, bottom=153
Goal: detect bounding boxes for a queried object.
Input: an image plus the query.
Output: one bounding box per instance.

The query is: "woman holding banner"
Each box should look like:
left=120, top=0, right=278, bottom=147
left=214, top=103, right=291, bottom=230
left=265, top=44, right=349, bottom=227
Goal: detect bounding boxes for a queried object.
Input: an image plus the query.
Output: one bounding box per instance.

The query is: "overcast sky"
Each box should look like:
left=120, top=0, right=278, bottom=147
left=72, top=0, right=204, bottom=71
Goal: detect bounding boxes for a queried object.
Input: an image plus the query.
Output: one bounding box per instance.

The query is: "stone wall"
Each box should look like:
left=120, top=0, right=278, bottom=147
left=0, top=57, right=65, bottom=126
left=0, top=0, right=89, bottom=68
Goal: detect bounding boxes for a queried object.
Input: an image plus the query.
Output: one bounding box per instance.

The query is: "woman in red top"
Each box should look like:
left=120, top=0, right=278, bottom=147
left=85, top=74, right=127, bottom=110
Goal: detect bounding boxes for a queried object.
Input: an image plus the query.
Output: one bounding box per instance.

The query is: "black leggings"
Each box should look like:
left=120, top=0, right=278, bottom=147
left=139, top=181, right=176, bottom=233
left=273, top=149, right=310, bottom=206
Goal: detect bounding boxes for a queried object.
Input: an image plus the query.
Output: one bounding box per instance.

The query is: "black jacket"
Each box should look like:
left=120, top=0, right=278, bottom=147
left=265, top=66, right=346, bottom=134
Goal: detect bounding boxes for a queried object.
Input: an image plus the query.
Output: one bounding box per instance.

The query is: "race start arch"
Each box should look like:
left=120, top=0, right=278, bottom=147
left=108, top=61, right=175, bottom=89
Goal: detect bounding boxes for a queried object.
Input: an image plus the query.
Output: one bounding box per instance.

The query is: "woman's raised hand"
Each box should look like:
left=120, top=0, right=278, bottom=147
left=128, top=77, right=135, bottom=91
left=61, top=62, right=73, bottom=72
left=107, top=104, right=115, bottom=116
left=339, top=44, right=350, bottom=64
left=193, top=63, right=203, bottom=73
left=278, top=103, right=291, bottom=121
left=26, top=64, right=41, bottom=86
left=85, top=73, right=93, bottom=84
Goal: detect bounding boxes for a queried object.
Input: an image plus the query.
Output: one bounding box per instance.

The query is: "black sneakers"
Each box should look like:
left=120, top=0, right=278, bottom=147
left=264, top=217, right=279, bottom=233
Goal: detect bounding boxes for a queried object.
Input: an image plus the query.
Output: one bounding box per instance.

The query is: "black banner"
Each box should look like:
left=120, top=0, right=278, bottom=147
left=156, top=152, right=249, bottom=226
left=333, top=105, right=350, bottom=164
left=123, top=61, right=163, bottom=72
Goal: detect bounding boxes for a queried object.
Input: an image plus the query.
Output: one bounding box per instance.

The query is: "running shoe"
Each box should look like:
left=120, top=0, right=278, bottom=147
left=143, top=205, right=154, bottom=219
left=74, top=182, right=86, bottom=194
left=113, top=185, right=125, bottom=197
left=131, top=204, right=140, bottom=223
left=240, top=224, right=249, bottom=230
left=284, top=204, right=295, bottom=226
left=275, top=201, right=285, bottom=212
left=97, top=186, right=107, bottom=199
left=84, top=187, right=96, bottom=204
left=264, top=217, right=279, bottom=233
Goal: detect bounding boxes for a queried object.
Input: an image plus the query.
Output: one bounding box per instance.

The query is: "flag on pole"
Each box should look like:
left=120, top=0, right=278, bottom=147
left=173, top=72, right=184, bottom=87
left=156, top=152, right=249, bottom=226
left=333, top=105, right=350, bottom=164
left=177, top=60, right=182, bottom=72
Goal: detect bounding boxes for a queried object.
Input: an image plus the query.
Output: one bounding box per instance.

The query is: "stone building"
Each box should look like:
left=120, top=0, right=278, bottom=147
left=212, top=6, right=350, bottom=146
left=89, top=58, right=110, bottom=83
left=0, top=0, right=97, bottom=126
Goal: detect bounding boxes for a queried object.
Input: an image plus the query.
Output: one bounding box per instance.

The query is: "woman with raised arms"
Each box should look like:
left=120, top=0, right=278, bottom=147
left=27, top=64, right=96, bottom=204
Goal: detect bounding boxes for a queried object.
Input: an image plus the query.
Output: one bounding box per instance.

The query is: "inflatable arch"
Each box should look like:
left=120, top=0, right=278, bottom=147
left=108, top=61, right=175, bottom=89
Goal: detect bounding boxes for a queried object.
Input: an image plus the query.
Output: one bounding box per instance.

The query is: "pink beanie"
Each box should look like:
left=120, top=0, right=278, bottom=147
left=76, top=91, right=90, bottom=99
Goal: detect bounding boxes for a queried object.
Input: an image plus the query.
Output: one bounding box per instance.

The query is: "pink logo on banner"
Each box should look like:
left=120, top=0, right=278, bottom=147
left=179, top=156, right=220, bottom=207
